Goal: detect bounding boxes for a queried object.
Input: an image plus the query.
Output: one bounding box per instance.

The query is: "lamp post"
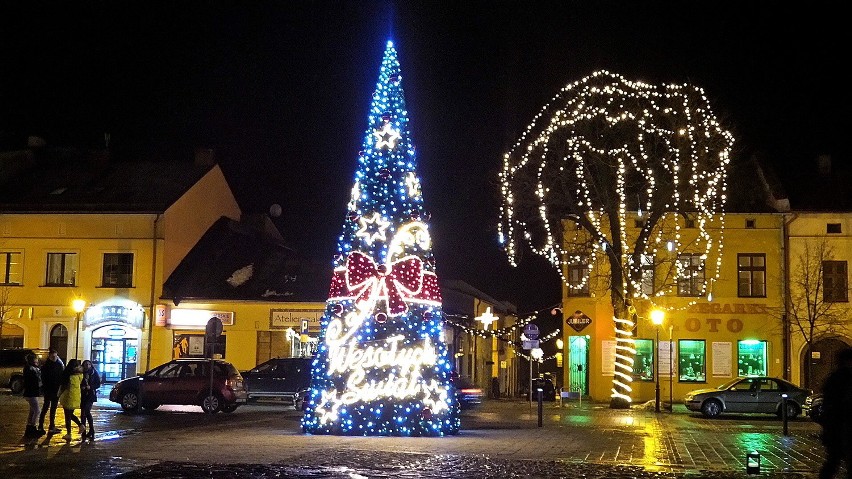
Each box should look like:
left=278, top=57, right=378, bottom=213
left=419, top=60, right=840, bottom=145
left=72, top=298, right=86, bottom=361
left=650, top=309, right=665, bottom=413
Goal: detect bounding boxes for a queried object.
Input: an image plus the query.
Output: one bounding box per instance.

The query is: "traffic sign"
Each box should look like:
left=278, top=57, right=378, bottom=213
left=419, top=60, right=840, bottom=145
left=523, top=323, right=540, bottom=340
left=522, top=339, right=540, bottom=350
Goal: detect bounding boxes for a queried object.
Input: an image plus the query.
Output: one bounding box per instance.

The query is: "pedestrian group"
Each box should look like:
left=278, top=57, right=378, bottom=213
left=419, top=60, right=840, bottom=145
left=22, top=349, right=100, bottom=442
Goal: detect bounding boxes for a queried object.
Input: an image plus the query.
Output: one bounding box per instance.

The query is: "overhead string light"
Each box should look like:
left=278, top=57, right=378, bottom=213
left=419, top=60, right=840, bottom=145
left=497, top=71, right=732, bottom=405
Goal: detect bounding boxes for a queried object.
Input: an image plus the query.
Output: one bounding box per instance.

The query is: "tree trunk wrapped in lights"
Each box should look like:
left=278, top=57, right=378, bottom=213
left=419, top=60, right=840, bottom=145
left=301, top=41, right=460, bottom=436
left=498, top=71, right=733, bottom=408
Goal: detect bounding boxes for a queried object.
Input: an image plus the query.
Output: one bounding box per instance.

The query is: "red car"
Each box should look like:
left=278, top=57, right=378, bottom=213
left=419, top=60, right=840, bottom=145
left=109, top=359, right=247, bottom=413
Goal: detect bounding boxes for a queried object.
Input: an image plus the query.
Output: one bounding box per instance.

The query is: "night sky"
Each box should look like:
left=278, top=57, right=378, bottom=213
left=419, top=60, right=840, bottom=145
left=0, top=2, right=846, bottom=314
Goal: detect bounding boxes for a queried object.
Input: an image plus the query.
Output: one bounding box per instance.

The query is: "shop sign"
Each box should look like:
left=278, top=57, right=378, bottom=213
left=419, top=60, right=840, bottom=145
left=566, top=310, right=592, bottom=332
left=168, top=309, right=234, bottom=328
left=270, top=309, right=321, bottom=332
left=155, top=304, right=167, bottom=326
left=84, top=304, right=144, bottom=329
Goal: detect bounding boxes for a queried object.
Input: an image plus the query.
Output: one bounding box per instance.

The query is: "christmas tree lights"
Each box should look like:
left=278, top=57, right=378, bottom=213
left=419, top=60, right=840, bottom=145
left=302, top=41, right=460, bottom=436
left=498, top=71, right=732, bottom=407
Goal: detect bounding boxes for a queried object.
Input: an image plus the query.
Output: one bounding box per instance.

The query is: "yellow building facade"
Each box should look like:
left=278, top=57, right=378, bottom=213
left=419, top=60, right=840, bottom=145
left=561, top=213, right=788, bottom=403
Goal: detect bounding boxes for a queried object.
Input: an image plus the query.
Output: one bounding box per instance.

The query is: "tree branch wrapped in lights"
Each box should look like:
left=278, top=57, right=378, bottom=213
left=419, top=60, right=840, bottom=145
left=498, top=70, right=733, bottom=408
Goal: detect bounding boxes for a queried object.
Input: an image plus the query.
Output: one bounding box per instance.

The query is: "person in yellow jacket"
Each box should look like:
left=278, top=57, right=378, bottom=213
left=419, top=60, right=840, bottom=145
left=57, top=359, right=85, bottom=440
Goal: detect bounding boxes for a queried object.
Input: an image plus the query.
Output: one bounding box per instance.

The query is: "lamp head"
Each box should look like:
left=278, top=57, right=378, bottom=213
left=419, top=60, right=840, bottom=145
left=72, top=299, right=87, bottom=313
left=650, top=309, right=665, bottom=325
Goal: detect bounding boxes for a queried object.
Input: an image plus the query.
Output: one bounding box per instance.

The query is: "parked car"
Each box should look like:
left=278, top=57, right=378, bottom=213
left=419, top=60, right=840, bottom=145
left=453, top=376, right=483, bottom=410
left=804, top=393, right=824, bottom=423
left=0, top=348, right=49, bottom=394
left=109, top=358, right=247, bottom=414
left=241, top=357, right=312, bottom=410
left=533, top=376, right=557, bottom=401
left=684, top=376, right=810, bottom=418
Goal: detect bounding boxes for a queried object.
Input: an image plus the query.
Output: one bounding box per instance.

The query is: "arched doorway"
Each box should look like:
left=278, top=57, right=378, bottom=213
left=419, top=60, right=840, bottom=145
left=802, top=337, right=851, bottom=392
left=49, top=324, right=69, bottom=362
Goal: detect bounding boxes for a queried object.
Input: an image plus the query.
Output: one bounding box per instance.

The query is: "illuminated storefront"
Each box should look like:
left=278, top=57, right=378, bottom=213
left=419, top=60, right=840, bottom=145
left=83, top=299, right=144, bottom=383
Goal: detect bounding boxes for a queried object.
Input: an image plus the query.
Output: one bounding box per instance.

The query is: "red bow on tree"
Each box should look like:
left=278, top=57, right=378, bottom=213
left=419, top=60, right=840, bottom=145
left=345, top=252, right=423, bottom=315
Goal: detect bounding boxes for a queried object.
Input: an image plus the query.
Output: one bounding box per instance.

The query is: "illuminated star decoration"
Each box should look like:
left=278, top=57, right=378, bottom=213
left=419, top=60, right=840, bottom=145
left=475, top=307, right=498, bottom=330
left=355, top=212, right=391, bottom=245
left=373, top=122, right=401, bottom=150
left=405, top=172, right=421, bottom=198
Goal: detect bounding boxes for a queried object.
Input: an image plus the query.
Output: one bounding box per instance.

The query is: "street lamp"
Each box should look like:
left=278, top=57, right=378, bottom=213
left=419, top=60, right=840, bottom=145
left=72, top=298, right=86, bottom=361
left=475, top=307, right=498, bottom=330
left=650, top=309, right=665, bottom=413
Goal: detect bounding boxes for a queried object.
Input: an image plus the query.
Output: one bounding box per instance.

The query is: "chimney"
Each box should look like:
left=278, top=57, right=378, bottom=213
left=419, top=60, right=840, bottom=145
left=194, top=147, right=216, bottom=166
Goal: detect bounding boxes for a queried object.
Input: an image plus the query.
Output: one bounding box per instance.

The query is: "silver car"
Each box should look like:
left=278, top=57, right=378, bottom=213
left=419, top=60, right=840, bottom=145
left=684, top=376, right=810, bottom=418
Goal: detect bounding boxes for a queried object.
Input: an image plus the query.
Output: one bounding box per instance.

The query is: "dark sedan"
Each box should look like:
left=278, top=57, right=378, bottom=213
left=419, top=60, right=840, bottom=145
left=241, top=357, right=312, bottom=410
left=684, top=376, right=810, bottom=418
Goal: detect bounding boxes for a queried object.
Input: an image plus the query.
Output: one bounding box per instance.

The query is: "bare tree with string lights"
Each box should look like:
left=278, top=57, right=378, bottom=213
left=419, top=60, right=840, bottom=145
left=498, top=71, right=734, bottom=408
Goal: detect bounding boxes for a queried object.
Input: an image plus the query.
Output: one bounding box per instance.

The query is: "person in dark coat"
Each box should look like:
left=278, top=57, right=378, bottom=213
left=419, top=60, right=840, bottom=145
left=80, top=360, right=100, bottom=440
left=22, top=353, right=44, bottom=438
left=38, top=347, right=64, bottom=435
left=819, top=346, right=852, bottom=479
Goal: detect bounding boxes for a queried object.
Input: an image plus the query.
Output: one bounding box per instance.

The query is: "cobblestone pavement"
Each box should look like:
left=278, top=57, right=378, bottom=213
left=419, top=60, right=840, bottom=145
left=0, top=390, right=836, bottom=478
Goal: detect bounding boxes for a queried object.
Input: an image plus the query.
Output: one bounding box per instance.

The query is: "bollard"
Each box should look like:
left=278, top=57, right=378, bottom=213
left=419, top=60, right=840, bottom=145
left=781, top=393, right=788, bottom=436
left=537, top=388, right=543, bottom=427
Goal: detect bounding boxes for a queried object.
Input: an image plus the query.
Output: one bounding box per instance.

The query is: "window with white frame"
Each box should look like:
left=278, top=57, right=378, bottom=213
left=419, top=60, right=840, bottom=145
left=0, top=251, right=22, bottom=285
left=102, top=253, right=134, bottom=288
left=677, top=254, right=705, bottom=296
left=45, top=252, right=78, bottom=286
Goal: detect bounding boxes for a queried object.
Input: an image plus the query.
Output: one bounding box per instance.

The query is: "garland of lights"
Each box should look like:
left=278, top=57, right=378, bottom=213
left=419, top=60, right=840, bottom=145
left=302, top=41, right=459, bottom=437
left=498, top=71, right=732, bottom=406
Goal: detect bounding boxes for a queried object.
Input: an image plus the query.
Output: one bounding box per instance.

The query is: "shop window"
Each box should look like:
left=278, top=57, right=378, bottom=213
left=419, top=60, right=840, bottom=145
left=737, top=253, right=766, bottom=297
left=0, top=251, right=22, bottom=285
left=823, top=261, right=848, bottom=302
left=45, top=252, right=78, bottom=286
left=677, top=254, right=705, bottom=296
left=102, top=253, right=134, bottom=287
left=567, top=257, right=590, bottom=296
left=633, top=339, right=654, bottom=381
left=678, top=340, right=706, bottom=382
left=737, top=340, right=768, bottom=376
left=173, top=333, right=226, bottom=359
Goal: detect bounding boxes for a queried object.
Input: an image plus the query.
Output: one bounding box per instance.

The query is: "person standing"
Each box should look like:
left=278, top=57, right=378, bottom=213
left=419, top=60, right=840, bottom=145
left=80, top=360, right=100, bottom=440
left=38, top=347, right=64, bottom=435
left=22, top=353, right=44, bottom=438
left=57, top=359, right=85, bottom=440
left=819, top=347, right=852, bottom=479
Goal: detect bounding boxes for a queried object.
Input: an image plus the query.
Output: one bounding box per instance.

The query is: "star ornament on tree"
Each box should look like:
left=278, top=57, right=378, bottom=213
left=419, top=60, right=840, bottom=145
left=373, top=122, right=401, bottom=150
left=355, top=212, right=391, bottom=245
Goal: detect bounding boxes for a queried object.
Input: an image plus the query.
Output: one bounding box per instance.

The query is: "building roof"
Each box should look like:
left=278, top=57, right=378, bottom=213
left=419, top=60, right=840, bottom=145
left=162, top=216, right=330, bottom=304
left=0, top=146, right=213, bottom=212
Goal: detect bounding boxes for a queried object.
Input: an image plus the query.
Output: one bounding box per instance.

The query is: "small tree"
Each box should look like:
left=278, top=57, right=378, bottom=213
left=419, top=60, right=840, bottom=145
left=0, top=286, right=14, bottom=348
left=788, top=239, right=850, bottom=388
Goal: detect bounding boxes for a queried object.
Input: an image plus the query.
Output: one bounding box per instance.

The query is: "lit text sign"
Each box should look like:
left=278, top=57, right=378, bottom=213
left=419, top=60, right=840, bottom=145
left=84, top=305, right=144, bottom=329
left=168, top=309, right=234, bottom=328
left=269, top=309, right=321, bottom=332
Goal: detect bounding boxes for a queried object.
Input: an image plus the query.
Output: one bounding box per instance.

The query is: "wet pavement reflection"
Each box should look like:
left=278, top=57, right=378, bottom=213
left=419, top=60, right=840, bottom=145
left=113, top=451, right=817, bottom=479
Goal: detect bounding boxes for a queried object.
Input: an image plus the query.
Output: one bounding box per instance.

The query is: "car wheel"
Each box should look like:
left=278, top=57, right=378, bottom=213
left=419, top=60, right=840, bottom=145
left=701, top=399, right=722, bottom=418
left=777, top=402, right=799, bottom=418
left=121, top=391, right=140, bottom=413
left=201, top=394, right=222, bottom=414
left=811, top=404, right=823, bottom=423
left=9, top=376, right=24, bottom=395
left=221, top=403, right=238, bottom=413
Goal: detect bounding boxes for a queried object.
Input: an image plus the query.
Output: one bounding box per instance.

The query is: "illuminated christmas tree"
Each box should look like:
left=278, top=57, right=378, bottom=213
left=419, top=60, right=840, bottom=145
left=302, top=41, right=460, bottom=436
